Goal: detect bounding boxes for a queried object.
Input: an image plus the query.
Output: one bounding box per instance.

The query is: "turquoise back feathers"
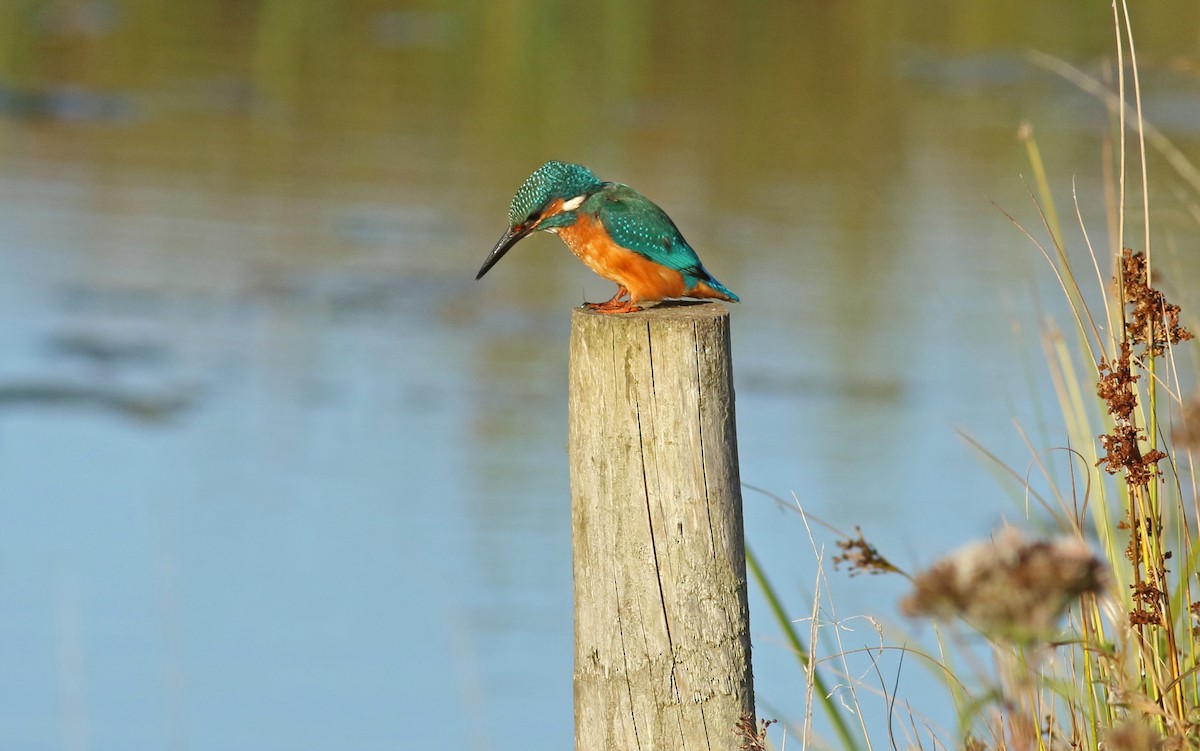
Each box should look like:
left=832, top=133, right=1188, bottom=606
left=588, top=183, right=740, bottom=302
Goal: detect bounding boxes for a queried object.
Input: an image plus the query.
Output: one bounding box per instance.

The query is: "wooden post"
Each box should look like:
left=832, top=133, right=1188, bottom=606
left=568, top=302, right=755, bottom=751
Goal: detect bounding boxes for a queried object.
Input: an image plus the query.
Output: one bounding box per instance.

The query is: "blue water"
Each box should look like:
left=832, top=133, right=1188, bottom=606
left=2, top=4, right=1199, bottom=749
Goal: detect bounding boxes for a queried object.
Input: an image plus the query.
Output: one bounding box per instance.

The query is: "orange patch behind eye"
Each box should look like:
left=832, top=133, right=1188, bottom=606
left=536, top=198, right=565, bottom=225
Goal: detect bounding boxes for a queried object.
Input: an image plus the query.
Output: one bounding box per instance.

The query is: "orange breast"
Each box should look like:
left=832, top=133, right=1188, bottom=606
left=557, top=215, right=686, bottom=303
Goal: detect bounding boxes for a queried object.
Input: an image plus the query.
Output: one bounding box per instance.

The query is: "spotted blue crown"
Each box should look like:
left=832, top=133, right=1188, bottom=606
left=507, top=161, right=602, bottom=225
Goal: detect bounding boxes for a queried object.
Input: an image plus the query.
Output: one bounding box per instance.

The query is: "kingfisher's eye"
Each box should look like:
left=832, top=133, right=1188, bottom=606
left=526, top=211, right=540, bottom=223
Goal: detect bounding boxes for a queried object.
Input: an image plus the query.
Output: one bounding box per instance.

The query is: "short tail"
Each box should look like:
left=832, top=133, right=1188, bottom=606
left=691, top=277, right=740, bottom=303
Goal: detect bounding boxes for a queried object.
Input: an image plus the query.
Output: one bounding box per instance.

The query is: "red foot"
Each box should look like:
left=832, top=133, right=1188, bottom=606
left=584, top=286, right=642, bottom=314
left=589, top=301, right=642, bottom=315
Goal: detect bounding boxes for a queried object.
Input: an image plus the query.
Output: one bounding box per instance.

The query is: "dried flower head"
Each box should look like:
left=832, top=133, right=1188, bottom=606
left=1094, top=249, right=1192, bottom=487
left=1095, top=342, right=1167, bottom=487
left=900, top=528, right=1108, bottom=640
left=1119, top=248, right=1193, bottom=358
left=1100, top=718, right=1165, bottom=751
left=734, top=714, right=775, bottom=751
left=834, top=527, right=899, bottom=576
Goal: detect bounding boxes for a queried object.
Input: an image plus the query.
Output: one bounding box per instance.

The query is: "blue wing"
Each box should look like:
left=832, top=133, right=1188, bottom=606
left=597, top=184, right=739, bottom=301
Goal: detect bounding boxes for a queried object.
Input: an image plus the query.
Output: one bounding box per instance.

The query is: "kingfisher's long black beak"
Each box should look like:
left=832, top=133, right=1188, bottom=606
left=475, top=224, right=535, bottom=280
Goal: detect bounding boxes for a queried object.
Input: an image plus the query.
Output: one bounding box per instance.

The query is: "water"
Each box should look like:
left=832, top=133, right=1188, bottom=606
left=1, top=2, right=1198, bottom=749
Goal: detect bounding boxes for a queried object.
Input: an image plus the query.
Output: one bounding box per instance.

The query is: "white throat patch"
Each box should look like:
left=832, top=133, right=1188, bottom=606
left=560, top=195, right=586, bottom=211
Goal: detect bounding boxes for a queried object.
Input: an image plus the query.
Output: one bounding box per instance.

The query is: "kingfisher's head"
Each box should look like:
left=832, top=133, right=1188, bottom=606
left=475, top=161, right=603, bottom=280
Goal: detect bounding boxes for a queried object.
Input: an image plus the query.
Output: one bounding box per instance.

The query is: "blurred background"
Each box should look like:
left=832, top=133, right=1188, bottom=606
left=1, top=1, right=1198, bottom=749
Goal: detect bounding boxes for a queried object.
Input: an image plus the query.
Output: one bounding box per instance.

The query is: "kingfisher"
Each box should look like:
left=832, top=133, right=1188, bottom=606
left=475, top=161, right=739, bottom=314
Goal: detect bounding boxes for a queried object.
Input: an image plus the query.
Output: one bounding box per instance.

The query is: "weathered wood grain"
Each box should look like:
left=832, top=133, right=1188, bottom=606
left=568, top=302, right=755, bottom=751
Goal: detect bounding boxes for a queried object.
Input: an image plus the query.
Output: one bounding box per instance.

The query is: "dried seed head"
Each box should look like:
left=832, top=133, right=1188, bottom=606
left=1118, top=248, right=1193, bottom=358
left=834, top=527, right=899, bottom=576
left=900, top=528, right=1108, bottom=640
left=1101, top=718, right=1165, bottom=751
left=734, top=714, right=775, bottom=751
